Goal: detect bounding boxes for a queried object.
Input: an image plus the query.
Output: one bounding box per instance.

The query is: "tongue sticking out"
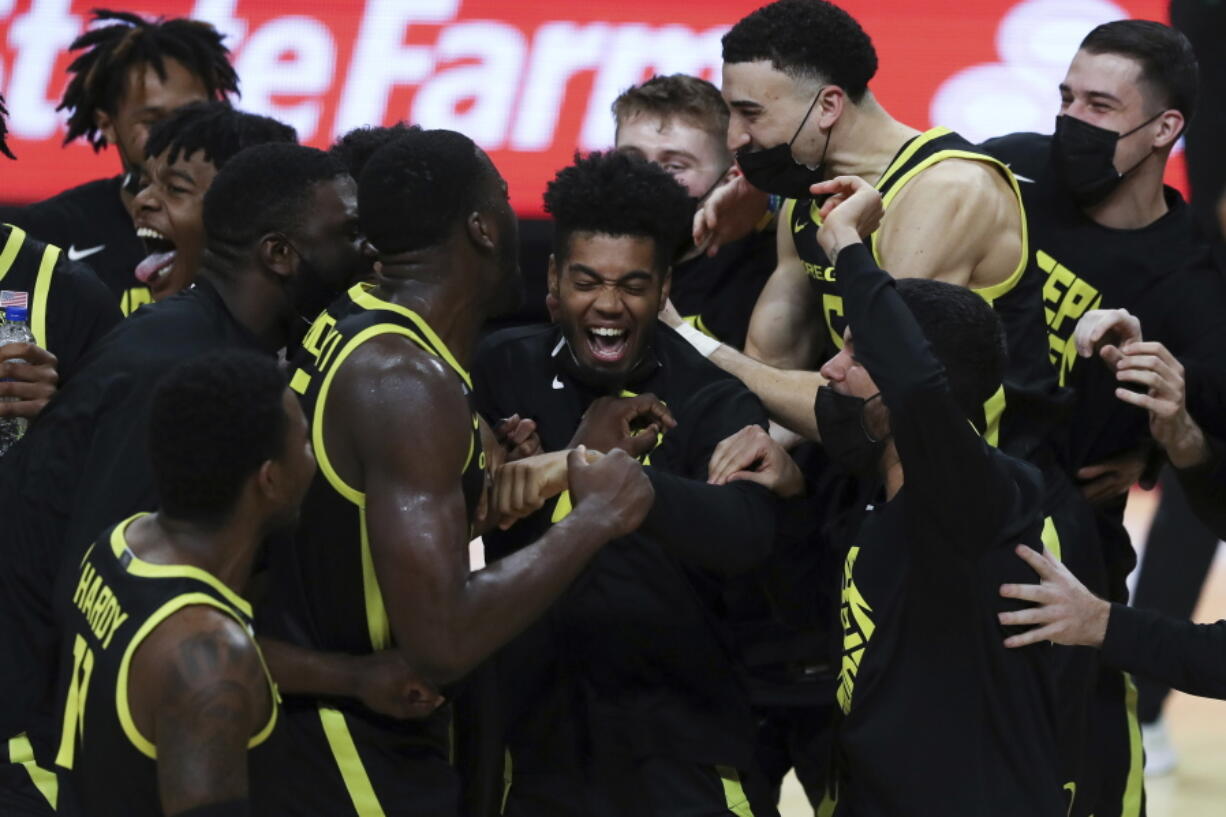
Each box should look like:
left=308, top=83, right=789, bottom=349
left=134, top=251, right=176, bottom=284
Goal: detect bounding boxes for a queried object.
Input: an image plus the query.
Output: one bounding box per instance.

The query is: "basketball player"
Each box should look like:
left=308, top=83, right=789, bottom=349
left=0, top=9, right=238, bottom=314
left=981, top=21, right=1226, bottom=814
left=51, top=351, right=311, bottom=817
left=132, top=101, right=298, bottom=300
left=0, top=144, right=367, bottom=811
left=253, top=130, right=655, bottom=817
left=709, top=176, right=1064, bottom=816
left=474, top=150, right=785, bottom=817
left=0, top=95, right=120, bottom=421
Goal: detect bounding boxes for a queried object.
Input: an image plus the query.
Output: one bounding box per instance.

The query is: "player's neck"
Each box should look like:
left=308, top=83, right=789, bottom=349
left=824, top=97, right=922, bottom=184
left=376, top=255, right=488, bottom=367
left=1081, top=158, right=1170, bottom=230
left=127, top=512, right=262, bottom=597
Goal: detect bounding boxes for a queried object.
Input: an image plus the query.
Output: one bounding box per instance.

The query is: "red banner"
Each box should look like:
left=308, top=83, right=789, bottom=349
left=0, top=0, right=1177, bottom=216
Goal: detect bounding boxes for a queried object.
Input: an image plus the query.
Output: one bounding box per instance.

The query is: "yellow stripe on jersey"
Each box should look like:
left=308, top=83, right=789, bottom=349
left=348, top=284, right=472, bottom=389
left=717, top=766, right=756, bottom=817
left=319, top=706, right=388, bottom=817
left=8, top=733, right=58, bottom=809
left=359, top=511, right=391, bottom=651
left=982, top=383, right=1005, bottom=449
left=1041, top=516, right=1062, bottom=563
left=876, top=126, right=954, bottom=191
left=110, top=514, right=252, bottom=617
left=31, top=243, right=59, bottom=350
left=115, top=593, right=274, bottom=758
left=1121, top=673, right=1144, bottom=817
left=0, top=224, right=26, bottom=281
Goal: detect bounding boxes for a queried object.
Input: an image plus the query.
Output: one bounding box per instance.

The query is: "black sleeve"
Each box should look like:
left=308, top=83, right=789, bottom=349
left=1157, top=266, right=1226, bottom=438
left=639, top=470, right=778, bottom=575
left=1173, top=436, right=1226, bottom=540
left=835, top=243, right=1016, bottom=552
left=171, top=799, right=250, bottom=817
left=0, top=200, right=74, bottom=250
left=46, top=258, right=123, bottom=384
left=1101, top=603, right=1226, bottom=700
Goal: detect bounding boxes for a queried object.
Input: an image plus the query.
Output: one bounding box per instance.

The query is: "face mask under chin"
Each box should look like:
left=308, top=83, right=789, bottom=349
left=814, top=386, right=889, bottom=478
left=736, top=90, right=831, bottom=199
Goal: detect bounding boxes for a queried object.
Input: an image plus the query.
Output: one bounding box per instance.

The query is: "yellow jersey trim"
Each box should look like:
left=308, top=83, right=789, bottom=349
left=1121, top=674, right=1145, bottom=817
left=0, top=224, right=26, bottom=282
left=311, top=323, right=431, bottom=507
left=876, top=127, right=954, bottom=191
left=318, top=705, right=388, bottom=817
left=717, top=766, right=756, bottom=817
left=348, top=283, right=472, bottom=389
left=1041, top=516, right=1062, bottom=563
left=8, top=733, right=58, bottom=809
left=109, top=515, right=252, bottom=618
left=359, top=510, right=391, bottom=651
left=115, top=592, right=277, bottom=758
left=31, top=243, right=59, bottom=350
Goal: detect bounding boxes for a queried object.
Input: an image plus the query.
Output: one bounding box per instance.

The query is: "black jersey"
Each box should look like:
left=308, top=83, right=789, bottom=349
left=257, top=283, right=485, bottom=780
left=0, top=177, right=151, bottom=315
left=787, top=127, right=1066, bottom=463
left=981, top=132, right=1226, bottom=470
left=474, top=323, right=781, bottom=812
left=0, top=224, right=121, bottom=385
left=51, top=514, right=278, bottom=817
left=670, top=226, right=776, bottom=350
left=0, top=279, right=266, bottom=742
left=820, top=245, right=1062, bottom=817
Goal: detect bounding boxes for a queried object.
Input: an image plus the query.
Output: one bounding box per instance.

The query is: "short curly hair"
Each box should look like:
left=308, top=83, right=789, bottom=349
left=149, top=350, right=288, bottom=527
left=359, top=129, right=498, bottom=255
left=144, top=101, right=297, bottom=169
left=543, top=151, right=693, bottom=272
left=59, top=9, right=239, bottom=151
left=722, top=0, right=878, bottom=102
left=0, top=94, right=13, bottom=160
left=329, top=122, right=421, bottom=181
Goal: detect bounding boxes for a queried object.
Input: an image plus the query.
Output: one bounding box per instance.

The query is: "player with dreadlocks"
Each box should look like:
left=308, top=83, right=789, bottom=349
left=0, top=9, right=239, bottom=315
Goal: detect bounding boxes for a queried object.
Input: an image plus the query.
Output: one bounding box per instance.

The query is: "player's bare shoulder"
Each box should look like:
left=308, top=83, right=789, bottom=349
left=885, top=157, right=1024, bottom=289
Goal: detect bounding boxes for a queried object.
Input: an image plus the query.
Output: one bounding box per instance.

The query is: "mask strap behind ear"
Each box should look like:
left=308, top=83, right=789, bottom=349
left=788, top=88, right=826, bottom=145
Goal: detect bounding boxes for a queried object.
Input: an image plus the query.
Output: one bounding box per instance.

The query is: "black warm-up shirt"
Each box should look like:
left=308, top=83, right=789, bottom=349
left=0, top=223, right=121, bottom=385
left=670, top=226, right=776, bottom=351
left=0, top=176, right=151, bottom=314
left=473, top=323, right=781, bottom=774
left=0, top=278, right=265, bottom=747
left=1101, top=603, right=1226, bottom=702
left=981, top=133, right=1226, bottom=466
left=825, top=245, right=1062, bottom=817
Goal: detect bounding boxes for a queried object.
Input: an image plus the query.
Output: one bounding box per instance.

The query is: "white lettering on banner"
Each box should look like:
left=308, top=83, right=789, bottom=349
left=413, top=21, right=526, bottom=150
left=5, top=0, right=80, bottom=139
left=578, top=23, right=726, bottom=150
left=334, top=0, right=460, bottom=138
left=237, top=16, right=336, bottom=137
left=190, top=0, right=248, bottom=53
left=509, top=21, right=610, bottom=151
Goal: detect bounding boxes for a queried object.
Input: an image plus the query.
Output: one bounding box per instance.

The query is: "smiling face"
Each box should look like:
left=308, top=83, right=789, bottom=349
left=1059, top=49, right=1174, bottom=172
left=615, top=112, right=730, bottom=199
left=97, top=58, right=209, bottom=176
left=549, top=232, right=669, bottom=385
left=721, top=60, right=829, bottom=165
left=132, top=147, right=216, bottom=299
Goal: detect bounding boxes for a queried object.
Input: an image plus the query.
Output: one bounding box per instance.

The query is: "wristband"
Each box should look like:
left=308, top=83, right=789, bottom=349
left=675, top=321, right=721, bottom=358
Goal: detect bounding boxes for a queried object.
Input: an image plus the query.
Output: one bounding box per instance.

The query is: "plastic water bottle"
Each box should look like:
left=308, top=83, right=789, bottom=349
left=0, top=306, right=34, bottom=457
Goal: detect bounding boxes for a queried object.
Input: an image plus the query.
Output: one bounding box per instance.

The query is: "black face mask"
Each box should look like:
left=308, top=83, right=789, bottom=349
left=1051, top=112, right=1162, bottom=207
left=736, top=90, right=831, bottom=199
left=815, top=386, right=889, bottom=478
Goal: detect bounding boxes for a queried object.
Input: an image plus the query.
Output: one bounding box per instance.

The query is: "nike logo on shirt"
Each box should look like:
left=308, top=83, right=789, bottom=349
left=67, top=244, right=105, bottom=261
left=552, top=376, right=565, bottom=390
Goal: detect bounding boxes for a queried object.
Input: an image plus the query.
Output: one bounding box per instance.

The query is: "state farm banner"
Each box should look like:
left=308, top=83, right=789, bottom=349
left=0, top=0, right=1174, bottom=215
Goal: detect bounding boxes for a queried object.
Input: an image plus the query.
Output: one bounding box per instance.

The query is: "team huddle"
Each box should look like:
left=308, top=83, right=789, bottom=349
left=1, top=2, right=1225, bottom=817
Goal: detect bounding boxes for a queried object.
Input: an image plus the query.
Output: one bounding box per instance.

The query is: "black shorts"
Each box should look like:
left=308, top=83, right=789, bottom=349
left=251, top=699, right=459, bottom=817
